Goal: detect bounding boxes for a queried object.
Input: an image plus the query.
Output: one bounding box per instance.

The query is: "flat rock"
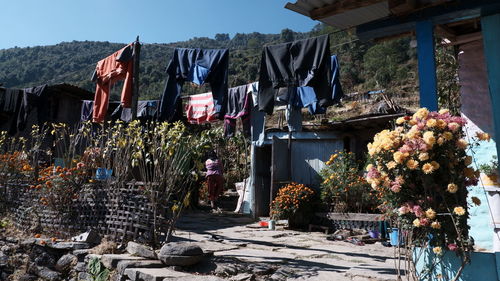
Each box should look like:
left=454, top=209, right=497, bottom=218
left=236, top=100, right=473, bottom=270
left=74, top=262, right=86, bottom=272
left=55, top=254, right=77, bottom=273
left=101, top=254, right=145, bottom=269
left=124, top=267, right=190, bottom=281
left=78, top=272, right=91, bottom=281
left=0, top=251, right=8, bottom=267
left=160, top=254, right=203, bottom=266
left=47, top=241, right=91, bottom=250
left=158, top=242, right=203, bottom=266
left=230, top=273, right=255, bottom=281
left=73, top=249, right=91, bottom=261
left=36, top=267, right=61, bottom=281
left=116, top=259, right=164, bottom=275
left=71, top=230, right=101, bottom=244
left=126, top=241, right=156, bottom=259
left=159, top=243, right=203, bottom=256
left=17, top=274, right=37, bottom=281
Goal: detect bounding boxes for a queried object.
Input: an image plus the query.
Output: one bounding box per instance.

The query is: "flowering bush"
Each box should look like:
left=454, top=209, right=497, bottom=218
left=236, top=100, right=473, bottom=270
left=270, top=182, right=315, bottom=221
left=320, top=151, right=378, bottom=213
left=33, top=163, right=90, bottom=213
left=366, top=108, right=478, bottom=257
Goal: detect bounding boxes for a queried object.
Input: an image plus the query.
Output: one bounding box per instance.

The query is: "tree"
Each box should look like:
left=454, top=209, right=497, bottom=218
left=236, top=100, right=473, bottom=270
left=215, top=33, right=230, bottom=41
left=280, top=28, right=294, bottom=43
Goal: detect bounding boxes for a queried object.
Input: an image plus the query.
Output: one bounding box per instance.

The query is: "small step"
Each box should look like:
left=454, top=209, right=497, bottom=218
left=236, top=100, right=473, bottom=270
left=124, top=268, right=189, bottom=281
left=116, top=259, right=164, bottom=275
left=101, top=254, right=146, bottom=269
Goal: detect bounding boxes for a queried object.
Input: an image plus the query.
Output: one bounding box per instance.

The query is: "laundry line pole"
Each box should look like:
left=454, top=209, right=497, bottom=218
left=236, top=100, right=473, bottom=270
left=131, top=36, right=141, bottom=120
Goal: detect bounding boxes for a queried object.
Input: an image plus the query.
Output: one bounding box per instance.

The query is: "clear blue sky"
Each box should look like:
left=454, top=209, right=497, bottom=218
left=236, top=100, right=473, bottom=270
left=1, top=0, right=318, bottom=50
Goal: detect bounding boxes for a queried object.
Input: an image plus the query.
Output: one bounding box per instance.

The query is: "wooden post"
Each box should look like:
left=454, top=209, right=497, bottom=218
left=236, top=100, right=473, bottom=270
left=416, top=20, right=438, bottom=111
left=131, top=36, right=141, bottom=120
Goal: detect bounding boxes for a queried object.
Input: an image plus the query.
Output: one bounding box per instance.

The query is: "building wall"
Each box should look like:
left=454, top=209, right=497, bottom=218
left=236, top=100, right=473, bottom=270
left=459, top=39, right=498, bottom=251
left=290, top=139, right=343, bottom=187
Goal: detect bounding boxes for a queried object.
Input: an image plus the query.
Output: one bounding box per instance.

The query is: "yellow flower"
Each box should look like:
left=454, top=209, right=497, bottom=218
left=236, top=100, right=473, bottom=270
left=406, top=159, right=419, bottom=170
left=413, top=108, right=429, bottom=120
left=418, top=153, right=429, bottom=161
left=406, top=126, right=420, bottom=139
left=396, top=117, right=405, bottom=125
left=425, top=208, right=436, bottom=219
left=442, top=131, right=453, bottom=140
left=431, top=221, right=441, bottom=229
left=453, top=206, right=466, bottom=216
left=457, top=139, right=468, bottom=149
left=409, top=119, right=417, bottom=126
left=437, top=137, right=445, bottom=145
left=439, top=108, right=450, bottom=114
left=386, top=161, right=397, bottom=170
left=422, top=163, right=434, bottom=174
left=396, top=176, right=405, bottom=184
left=323, top=178, right=330, bottom=184
left=394, top=151, right=408, bottom=164
left=426, top=118, right=437, bottom=128
left=423, top=131, right=436, bottom=146
left=365, top=164, right=374, bottom=171
left=464, top=156, right=472, bottom=166
left=326, top=160, right=332, bottom=165
left=437, top=119, right=448, bottom=129
left=476, top=132, right=491, bottom=141
left=433, top=246, right=443, bottom=255
left=413, top=218, right=421, bottom=227
left=431, top=161, right=440, bottom=170
left=471, top=196, right=481, bottom=206
left=447, top=183, right=458, bottom=193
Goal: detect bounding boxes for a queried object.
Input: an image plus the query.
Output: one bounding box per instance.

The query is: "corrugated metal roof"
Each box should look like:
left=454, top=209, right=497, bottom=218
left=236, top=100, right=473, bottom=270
left=285, top=0, right=390, bottom=29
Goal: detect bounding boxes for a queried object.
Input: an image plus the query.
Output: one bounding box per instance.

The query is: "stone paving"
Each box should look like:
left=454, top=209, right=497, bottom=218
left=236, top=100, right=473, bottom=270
left=171, top=211, right=401, bottom=281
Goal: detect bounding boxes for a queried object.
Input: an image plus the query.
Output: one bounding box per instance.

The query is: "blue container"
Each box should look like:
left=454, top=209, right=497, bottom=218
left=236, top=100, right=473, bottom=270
left=390, top=228, right=401, bottom=246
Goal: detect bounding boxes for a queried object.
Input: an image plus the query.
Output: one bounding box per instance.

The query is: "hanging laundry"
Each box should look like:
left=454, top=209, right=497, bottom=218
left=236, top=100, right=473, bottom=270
left=248, top=83, right=267, bottom=147
left=112, top=100, right=159, bottom=122
left=0, top=88, right=22, bottom=113
left=158, top=48, right=229, bottom=122
left=276, top=55, right=344, bottom=115
left=185, top=92, right=217, bottom=124
left=81, top=100, right=94, bottom=122
left=258, top=35, right=332, bottom=114
left=224, top=84, right=252, bottom=138
left=91, top=43, right=135, bottom=123
left=17, top=85, right=51, bottom=131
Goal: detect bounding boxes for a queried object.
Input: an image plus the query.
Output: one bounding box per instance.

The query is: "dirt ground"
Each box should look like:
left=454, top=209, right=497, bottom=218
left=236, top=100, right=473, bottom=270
left=171, top=211, right=402, bottom=281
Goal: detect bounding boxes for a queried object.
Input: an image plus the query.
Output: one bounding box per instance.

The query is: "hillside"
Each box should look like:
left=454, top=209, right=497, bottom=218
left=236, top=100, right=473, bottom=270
left=0, top=24, right=430, bottom=110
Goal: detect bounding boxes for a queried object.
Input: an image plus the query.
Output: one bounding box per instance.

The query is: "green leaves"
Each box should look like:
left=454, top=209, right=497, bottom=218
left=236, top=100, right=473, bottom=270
left=87, top=257, right=109, bottom=281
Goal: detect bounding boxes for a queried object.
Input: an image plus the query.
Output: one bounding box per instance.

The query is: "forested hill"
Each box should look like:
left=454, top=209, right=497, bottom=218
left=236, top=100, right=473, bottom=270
left=0, top=24, right=419, bottom=101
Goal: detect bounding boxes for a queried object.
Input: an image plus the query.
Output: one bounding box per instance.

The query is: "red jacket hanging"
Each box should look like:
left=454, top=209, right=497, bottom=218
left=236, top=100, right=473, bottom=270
left=92, top=43, right=134, bottom=123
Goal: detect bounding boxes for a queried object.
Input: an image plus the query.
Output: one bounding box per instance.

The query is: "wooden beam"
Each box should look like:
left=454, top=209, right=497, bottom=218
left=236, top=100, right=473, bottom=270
left=388, top=0, right=416, bottom=15
left=435, top=24, right=456, bottom=40
left=441, top=31, right=482, bottom=46
left=356, top=0, right=500, bottom=41
left=310, top=0, right=385, bottom=20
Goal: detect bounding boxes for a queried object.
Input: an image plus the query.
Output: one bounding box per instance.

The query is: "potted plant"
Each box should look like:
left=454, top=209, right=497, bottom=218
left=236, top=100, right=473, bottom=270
left=270, top=182, right=315, bottom=229
left=479, top=155, right=498, bottom=187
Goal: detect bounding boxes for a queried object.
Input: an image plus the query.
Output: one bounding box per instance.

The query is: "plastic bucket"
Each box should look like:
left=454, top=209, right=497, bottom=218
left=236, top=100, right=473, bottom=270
left=390, top=228, right=401, bottom=246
